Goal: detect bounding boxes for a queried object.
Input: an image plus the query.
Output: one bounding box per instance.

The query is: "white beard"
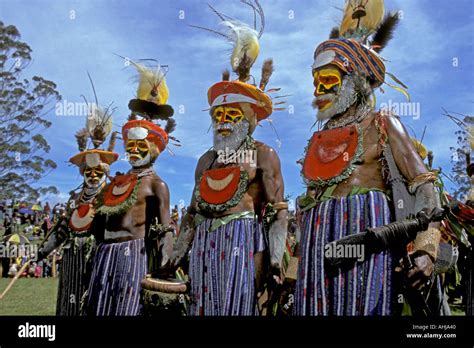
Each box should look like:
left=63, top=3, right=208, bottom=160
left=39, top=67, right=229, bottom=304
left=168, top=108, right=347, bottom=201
left=315, top=75, right=357, bottom=121
left=84, top=174, right=106, bottom=189
left=129, top=152, right=152, bottom=168
left=213, top=120, right=250, bottom=153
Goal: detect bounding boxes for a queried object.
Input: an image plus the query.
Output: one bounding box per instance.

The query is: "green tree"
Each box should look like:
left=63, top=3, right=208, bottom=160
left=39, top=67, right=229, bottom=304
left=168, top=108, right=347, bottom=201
left=0, top=21, right=60, bottom=202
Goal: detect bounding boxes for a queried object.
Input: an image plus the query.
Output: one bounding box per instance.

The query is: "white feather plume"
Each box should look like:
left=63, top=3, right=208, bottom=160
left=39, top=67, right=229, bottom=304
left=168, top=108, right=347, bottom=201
left=221, top=20, right=260, bottom=75
left=86, top=105, right=113, bottom=148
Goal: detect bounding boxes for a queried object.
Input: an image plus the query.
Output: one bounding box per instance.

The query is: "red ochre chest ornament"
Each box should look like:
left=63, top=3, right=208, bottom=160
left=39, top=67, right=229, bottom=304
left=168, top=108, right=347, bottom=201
left=69, top=203, right=95, bottom=232
left=196, top=166, right=249, bottom=213
left=200, top=167, right=241, bottom=204
left=103, top=174, right=139, bottom=207
left=302, top=125, right=362, bottom=187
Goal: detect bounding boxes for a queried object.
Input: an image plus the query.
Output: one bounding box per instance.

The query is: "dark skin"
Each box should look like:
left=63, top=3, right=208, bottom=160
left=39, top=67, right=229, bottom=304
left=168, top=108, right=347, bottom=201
left=307, top=64, right=439, bottom=291
left=170, top=108, right=288, bottom=288
left=93, top=163, right=174, bottom=271
left=38, top=166, right=106, bottom=258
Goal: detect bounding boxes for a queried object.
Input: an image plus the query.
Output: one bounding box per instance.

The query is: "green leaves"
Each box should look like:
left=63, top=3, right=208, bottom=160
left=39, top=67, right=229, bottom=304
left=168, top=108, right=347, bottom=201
left=0, top=21, right=60, bottom=201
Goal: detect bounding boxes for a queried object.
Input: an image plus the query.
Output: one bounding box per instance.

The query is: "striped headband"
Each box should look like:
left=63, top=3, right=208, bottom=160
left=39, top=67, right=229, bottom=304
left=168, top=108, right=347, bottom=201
left=313, top=38, right=386, bottom=87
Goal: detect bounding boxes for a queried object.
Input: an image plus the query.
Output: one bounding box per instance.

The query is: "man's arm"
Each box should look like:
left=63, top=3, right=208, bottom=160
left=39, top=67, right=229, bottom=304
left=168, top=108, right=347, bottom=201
left=152, top=178, right=174, bottom=269
left=385, top=114, right=441, bottom=289
left=171, top=150, right=216, bottom=269
left=258, top=144, right=288, bottom=279
left=38, top=217, right=68, bottom=260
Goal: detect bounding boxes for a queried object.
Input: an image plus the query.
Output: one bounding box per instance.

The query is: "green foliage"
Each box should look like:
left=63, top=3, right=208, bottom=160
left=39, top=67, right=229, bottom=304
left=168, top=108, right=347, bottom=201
left=0, top=21, right=61, bottom=201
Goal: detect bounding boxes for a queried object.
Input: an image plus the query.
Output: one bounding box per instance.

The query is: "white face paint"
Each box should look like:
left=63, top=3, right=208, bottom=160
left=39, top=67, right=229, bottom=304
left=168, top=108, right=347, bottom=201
left=213, top=119, right=250, bottom=153
left=129, top=152, right=152, bottom=168
left=316, top=74, right=358, bottom=121
left=83, top=166, right=106, bottom=189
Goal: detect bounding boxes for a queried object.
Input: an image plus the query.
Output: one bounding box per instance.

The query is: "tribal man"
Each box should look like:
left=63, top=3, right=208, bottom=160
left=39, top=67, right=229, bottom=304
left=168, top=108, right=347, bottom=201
left=39, top=95, right=118, bottom=316
left=83, top=62, right=176, bottom=316
left=169, top=2, right=288, bottom=316
left=294, top=1, right=441, bottom=315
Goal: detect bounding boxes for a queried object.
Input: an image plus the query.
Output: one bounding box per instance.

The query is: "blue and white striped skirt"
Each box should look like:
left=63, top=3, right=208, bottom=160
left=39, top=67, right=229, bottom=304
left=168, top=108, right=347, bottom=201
left=293, top=191, right=393, bottom=316
left=189, top=217, right=266, bottom=316
left=83, top=238, right=147, bottom=316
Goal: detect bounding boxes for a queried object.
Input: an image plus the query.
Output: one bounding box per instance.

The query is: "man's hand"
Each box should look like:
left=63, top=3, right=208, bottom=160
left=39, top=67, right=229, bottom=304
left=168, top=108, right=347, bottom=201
left=397, top=250, right=435, bottom=291
left=270, top=263, right=284, bottom=286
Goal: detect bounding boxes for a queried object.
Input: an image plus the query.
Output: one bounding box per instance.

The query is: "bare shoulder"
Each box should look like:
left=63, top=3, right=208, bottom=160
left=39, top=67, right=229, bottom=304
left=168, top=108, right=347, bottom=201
left=151, top=175, right=170, bottom=196
left=195, top=150, right=216, bottom=178
left=255, top=141, right=279, bottom=159
left=255, top=141, right=281, bottom=169
left=382, top=112, right=409, bottom=138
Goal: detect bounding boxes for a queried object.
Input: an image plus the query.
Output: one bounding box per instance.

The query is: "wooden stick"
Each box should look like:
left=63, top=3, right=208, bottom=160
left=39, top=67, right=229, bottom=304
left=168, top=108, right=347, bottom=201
left=0, top=260, right=30, bottom=300
left=52, top=253, right=57, bottom=278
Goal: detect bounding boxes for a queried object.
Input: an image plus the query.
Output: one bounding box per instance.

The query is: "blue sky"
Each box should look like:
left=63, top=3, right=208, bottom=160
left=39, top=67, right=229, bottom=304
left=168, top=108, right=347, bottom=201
left=1, top=0, right=473, bottom=207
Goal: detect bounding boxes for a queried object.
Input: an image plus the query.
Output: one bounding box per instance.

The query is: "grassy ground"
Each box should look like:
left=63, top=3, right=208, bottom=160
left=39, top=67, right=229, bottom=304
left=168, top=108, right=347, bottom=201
left=0, top=278, right=58, bottom=315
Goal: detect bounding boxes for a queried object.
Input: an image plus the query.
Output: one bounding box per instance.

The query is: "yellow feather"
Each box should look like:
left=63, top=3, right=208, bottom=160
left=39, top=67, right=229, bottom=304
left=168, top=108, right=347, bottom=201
left=224, top=20, right=260, bottom=73
left=340, top=0, right=385, bottom=37
left=412, top=138, right=428, bottom=160
left=133, top=62, right=169, bottom=105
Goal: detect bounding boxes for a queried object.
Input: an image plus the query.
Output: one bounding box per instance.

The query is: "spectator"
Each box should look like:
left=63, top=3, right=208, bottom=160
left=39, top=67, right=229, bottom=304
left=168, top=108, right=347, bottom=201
left=34, top=262, right=43, bottom=278
left=8, top=263, right=17, bottom=278
left=3, top=214, right=12, bottom=235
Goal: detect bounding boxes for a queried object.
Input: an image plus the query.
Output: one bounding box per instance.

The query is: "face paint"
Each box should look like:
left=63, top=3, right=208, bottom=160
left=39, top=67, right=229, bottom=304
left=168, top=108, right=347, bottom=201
left=212, top=106, right=245, bottom=137
left=315, top=74, right=359, bottom=121
left=126, top=139, right=153, bottom=167
left=84, top=166, right=106, bottom=188
left=313, top=68, right=342, bottom=111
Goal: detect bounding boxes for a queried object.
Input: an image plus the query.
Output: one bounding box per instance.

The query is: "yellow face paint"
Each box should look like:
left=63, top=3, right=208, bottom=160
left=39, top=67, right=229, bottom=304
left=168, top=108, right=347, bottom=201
left=212, top=106, right=244, bottom=125
left=313, top=68, right=342, bottom=111
left=125, top=139, right=150, bottom=161
left=84, top=166, right=105, bottom=185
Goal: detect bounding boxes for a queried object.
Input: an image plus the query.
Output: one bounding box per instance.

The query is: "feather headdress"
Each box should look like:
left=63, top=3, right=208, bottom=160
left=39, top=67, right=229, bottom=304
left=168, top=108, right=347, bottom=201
left=125, top=58, right=174, bottom=120
left=75, top=73, right=115, bottom=151
left=190, top=0, right=265, bottom=82
left=339, top=0, right=385, bottom=43
left=120, top=56, right=178, bottom=154
left=70, top=73, right=119, bottom=169
left=314, top=0, right=408, bottom=99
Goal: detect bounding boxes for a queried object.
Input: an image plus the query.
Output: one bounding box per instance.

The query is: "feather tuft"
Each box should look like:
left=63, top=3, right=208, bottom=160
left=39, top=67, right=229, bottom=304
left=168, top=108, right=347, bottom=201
left=222, top=69, right=230, bottom=81
left=131, top=61, right=169, bottom=105
left=370, top=12, right=400, bottom=52
left=259, top=59, right=274, bottom=90
left=221, top=20, right=260, bottom=82
left=75, top=128, right=89, bottom=152
left=165, top=118, right=176, bottom=134
left=86, top=106, right=113, bottom=149
left=107, top=131, right=118, bottom=152
left=329, top=27, right=340, bottom=39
